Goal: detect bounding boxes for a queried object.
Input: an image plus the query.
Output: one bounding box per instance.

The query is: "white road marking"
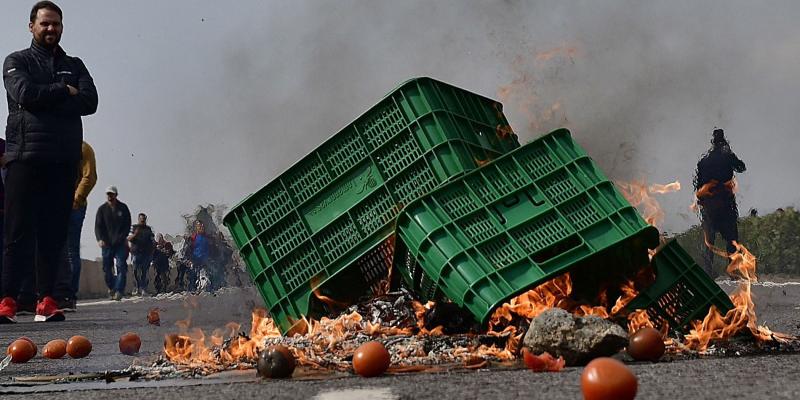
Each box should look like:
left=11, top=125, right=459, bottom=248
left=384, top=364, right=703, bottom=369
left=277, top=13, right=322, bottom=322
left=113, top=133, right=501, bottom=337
left=313, top=388, right=397, bottom=400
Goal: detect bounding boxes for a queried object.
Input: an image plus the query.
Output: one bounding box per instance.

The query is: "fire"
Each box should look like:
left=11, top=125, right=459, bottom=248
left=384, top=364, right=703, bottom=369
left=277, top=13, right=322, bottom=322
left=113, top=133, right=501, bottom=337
left=616, top=178, right=681, bottom=229
left=164, top=307, right=282, bottom=371
left=684, top=241, right=794, bottom=351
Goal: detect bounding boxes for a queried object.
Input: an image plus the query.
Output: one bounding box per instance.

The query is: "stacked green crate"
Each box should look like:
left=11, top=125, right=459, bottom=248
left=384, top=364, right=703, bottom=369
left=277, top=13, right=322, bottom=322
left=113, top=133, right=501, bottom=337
left=224, top=77, right=520, bottom=334
left=395, top=128, right=661, bottom=326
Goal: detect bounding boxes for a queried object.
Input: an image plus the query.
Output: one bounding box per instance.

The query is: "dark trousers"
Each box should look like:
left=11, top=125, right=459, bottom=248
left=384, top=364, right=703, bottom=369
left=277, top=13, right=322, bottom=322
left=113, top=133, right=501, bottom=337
left=54, top=206, right=87, bottom=300
left=153, top=259, right=170, bottom=293
left=1, top=161, right=76, bottom=299
left=131, top=252, right=152, bottom=292
left=700, top=210, right=739, bottom=277
left=102, top=243, right=129, bottom=294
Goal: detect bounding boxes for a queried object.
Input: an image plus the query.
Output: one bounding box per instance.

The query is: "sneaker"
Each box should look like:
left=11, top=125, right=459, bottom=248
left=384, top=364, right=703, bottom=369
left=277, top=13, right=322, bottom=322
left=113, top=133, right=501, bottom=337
left=58, top=297, right=77, bottom=313
left=34, top=296, right=65, bottom=322
left=112, top=292, right=123, bottom=301
left=131, top=288, right=139, bottom=296
left=0, top=297, right=17, bottom=324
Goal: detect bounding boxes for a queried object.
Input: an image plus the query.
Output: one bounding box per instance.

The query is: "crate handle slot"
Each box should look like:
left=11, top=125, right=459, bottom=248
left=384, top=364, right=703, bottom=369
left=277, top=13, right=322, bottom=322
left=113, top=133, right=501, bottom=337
left=490, top=189, right=547, bottom=226
left=531, top=234, right=583, bottom=263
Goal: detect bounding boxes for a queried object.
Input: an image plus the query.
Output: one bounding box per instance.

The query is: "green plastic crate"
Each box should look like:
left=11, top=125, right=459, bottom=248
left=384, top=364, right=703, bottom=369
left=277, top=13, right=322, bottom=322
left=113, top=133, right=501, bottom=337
left=623, top=239, right=734, bottom=333
left=224, top=77, right=520, bottom=334
left=395, top=128, right=660, bottom=326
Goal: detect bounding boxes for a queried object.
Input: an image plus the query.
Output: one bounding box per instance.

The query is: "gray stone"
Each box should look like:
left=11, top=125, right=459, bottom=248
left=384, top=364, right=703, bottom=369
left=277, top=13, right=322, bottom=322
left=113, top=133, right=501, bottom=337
left=522, top=308, right=628, bottom=366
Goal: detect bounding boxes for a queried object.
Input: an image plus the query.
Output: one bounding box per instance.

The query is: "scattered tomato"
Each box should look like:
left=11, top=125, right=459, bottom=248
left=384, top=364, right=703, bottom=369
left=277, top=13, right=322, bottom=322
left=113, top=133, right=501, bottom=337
left=256, top=345, right=296, bottom=379
left=581, top=357, right=637, bottom=400
left=66, top=336, right=92, bottom=358
left=627, top=327, right=665, bottom=362
left=521, top=348, right=565, bottom=372
left=43, top=339, right=68, bottom=359
left=7, top=339, right=36, bottom=363
left=19, top=336, right=37, bottom=354
left=352, top=341, right=390, bottom=377
left=119, top=332, right=142, bottom=356
left=148, top=308, right=160, bottom=326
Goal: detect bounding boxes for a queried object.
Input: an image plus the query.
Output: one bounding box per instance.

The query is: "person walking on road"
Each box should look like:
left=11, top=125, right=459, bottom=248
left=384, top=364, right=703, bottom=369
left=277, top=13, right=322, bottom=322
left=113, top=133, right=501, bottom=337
left=128, top=213, right=154, bottom=296
left=152, top=233, right=175, bottom=294
left=95, top=186, right=131, bottom=301
left=0, top=1, right=98, bottom=323
left=694, top=128, right=747, bottom=277
left=54, top=140, right=96, bottom=311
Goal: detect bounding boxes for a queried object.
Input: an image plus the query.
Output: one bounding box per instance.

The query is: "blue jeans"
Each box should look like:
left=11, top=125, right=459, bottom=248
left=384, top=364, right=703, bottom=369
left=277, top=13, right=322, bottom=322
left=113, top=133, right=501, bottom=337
left=102, top=243, right=129, bottom=294
left=66, top=206, right=86, bottom=297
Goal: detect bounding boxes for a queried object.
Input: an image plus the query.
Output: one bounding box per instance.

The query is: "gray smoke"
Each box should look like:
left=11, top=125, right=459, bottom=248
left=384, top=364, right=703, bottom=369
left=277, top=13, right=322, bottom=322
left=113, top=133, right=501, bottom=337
left=1, top=0, right=798, bottom=257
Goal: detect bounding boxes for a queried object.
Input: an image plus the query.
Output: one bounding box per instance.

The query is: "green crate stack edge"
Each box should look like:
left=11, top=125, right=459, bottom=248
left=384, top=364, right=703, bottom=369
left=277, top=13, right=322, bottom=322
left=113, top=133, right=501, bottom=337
left=623, top=239, right=733, bottom=334
left=224, top=77, right=520, bottom=334
left=395, top=128, right=661, bottom=326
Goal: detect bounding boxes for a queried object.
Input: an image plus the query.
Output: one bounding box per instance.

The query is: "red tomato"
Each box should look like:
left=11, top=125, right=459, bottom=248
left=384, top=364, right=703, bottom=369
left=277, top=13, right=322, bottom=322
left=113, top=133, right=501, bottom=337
left=43, top=339, right=68, bottom=359
left=119, top=332, right=142, bottom=355
left=19, top=336, right=37, bottom=354
left=66, top=336, right=92, bottom=358
left=522, top=348, right=566, bottom=372
left=581, top=358, right=637, bottom=400
left=7, top=339, right=36, bottom=363
left=627, top=327, right=665, bottom=362
left=352, top=341, right=390, bottom=377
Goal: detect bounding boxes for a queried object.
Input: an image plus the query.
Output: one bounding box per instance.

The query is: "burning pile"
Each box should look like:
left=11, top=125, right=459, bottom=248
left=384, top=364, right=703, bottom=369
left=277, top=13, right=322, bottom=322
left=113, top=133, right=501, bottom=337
left=157, top=178, right=795, bottom=377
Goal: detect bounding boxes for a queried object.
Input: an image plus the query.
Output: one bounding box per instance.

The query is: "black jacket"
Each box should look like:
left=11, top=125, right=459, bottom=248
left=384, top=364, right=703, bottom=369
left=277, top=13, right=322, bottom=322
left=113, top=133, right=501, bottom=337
left=3, top=40, right=98, bottom=164
left=95, top=201, right=132, bottom=248
left=129, top=224, right=155, bottom=255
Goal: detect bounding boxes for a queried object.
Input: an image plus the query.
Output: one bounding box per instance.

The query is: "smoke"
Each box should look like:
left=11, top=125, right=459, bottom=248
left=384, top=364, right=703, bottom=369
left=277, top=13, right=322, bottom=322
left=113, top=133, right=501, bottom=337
left=3, top=1, right=798, bottom=257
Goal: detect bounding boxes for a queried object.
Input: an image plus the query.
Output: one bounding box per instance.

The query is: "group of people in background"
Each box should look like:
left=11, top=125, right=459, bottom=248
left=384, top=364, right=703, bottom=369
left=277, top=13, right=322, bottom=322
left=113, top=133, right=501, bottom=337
left=0, top=1, right=240, bottom=324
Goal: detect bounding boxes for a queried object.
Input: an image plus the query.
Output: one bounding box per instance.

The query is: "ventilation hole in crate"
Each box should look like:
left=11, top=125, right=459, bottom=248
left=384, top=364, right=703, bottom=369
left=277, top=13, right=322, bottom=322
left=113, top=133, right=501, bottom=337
left=518, top=147, right=557, bottom=178
left=355, top=237, right=394, bottom=294
left=538, top=169, right=580, bottom=205
left=286, top=158, right=331, bottom=204
left=374, top=131, right=422, bottom=178
left=354, top=190, right=397, bottom=236
left=359, top=102, right=406, bottom=149
left=655, top=280, right=699, bottom=327
left=480, top=236, right=520, bottom=268
left=497, top=160, right=528, bottom=190
left=319, top=131, right=367, bottom=178
left=560, top=195, right=603, bottom=231
left=264, top=214, right=309, bottom=261
left=390, top=162, right=438, bottom=205
left=466, top=175, right=495, bottom=203
left=511, top=212, right=570, bottom=254
left=459, top=212, right=499, bottom=243
left=249, top=185, right=293, bottom=232
left=277, top=243, right=323, bottom=293
left=435, top=185, right=477, bottom=219
left=317, top=217, right=361, bottom=264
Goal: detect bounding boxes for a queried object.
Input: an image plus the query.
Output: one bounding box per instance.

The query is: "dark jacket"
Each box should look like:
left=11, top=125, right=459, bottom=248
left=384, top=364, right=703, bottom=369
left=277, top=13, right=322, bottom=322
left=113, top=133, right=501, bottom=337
left=129, top=223, right=155, bottom=255
left=95, top=201, right=132, bottom=248
left=695, top=147, right=746, bottom=190
left=3, top=40, right=98, bottom=164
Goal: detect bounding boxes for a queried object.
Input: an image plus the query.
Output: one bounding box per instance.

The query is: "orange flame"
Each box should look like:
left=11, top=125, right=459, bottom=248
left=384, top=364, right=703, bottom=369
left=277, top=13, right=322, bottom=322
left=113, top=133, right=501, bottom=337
left=616, top=179, right=680, bottom=229
left=164, top=307, right=282, bottom=371
left=684, top=241, right=794, bottom=351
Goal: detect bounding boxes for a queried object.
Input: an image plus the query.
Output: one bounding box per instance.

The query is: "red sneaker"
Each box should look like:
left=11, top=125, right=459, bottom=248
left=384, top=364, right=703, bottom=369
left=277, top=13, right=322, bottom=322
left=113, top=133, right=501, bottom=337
left=0, top=297, right=18, bottom=324
left=34, top=296, right=65, bottom=322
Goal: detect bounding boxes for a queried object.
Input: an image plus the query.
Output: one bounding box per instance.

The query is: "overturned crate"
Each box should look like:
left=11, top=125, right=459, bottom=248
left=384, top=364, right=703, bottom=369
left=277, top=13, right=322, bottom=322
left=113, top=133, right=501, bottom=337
left=623, top=239, right=734, bottom=334
left=394, top=128, right=661, bottom=326
left=224, top=77, right=520, bottom=334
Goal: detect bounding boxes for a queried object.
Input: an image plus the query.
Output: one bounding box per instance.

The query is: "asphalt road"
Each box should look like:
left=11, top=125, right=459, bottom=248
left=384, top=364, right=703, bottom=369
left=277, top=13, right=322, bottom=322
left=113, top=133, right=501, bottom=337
left=1, top=281, right=799, bottom=400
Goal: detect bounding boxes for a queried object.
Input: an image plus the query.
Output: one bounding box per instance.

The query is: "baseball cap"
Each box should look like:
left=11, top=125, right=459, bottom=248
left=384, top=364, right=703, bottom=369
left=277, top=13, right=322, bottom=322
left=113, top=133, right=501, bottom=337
left=105, top=185, right=118, bottom=195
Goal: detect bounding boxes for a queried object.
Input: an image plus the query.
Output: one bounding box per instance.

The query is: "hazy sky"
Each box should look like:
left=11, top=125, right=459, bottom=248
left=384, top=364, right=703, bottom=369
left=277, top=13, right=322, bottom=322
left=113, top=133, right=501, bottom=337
left=2, top=0, right=799, bottom=259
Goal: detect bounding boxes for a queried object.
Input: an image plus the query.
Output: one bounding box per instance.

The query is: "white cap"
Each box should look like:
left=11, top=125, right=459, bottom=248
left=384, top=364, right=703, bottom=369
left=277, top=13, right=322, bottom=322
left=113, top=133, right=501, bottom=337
left=105, top=185, right=118, bottom=195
